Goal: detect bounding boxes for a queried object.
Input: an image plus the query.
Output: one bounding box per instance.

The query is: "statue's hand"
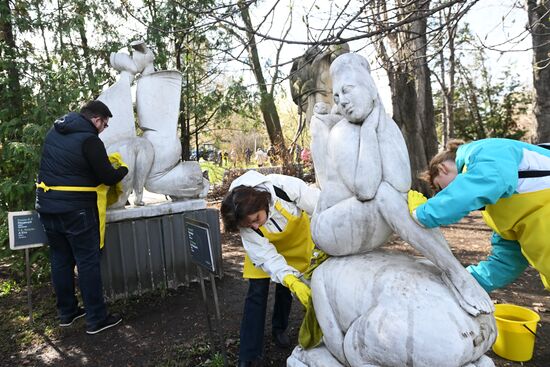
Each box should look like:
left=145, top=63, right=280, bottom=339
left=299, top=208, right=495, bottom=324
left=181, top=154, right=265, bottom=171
left=354, top=122, right=381, bottom=201
left=313, top=112, right=342, bottom=130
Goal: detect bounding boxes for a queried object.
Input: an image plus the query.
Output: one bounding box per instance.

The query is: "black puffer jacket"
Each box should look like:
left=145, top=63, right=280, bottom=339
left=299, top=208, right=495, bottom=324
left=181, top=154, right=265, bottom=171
left=36, top=112, right=107, bottom=213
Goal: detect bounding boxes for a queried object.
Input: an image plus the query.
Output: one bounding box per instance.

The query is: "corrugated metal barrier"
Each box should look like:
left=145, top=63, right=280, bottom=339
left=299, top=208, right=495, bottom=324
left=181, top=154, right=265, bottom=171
left=100, top=208, right=222, bottom=300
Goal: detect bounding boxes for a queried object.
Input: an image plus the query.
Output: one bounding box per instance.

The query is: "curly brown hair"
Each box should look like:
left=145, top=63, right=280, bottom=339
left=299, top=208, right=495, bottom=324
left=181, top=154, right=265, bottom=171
left=420, top=139, right=465, bottom=191
left=220, top=185, right=271, bottom=232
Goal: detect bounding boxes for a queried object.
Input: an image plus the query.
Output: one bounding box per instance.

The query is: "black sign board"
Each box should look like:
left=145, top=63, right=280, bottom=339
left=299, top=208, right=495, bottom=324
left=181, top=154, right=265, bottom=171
left=185, top=218, right=216, bottom=273
left=8, top=211, right=47, bottom=250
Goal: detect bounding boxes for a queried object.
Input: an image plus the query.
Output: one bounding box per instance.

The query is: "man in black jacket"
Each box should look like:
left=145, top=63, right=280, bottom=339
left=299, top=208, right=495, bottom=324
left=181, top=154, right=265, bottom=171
left=36, top=100, right=128, bottom=335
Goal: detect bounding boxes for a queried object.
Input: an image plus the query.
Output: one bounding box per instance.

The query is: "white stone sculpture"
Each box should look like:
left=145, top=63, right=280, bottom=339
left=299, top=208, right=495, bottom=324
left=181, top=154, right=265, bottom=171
left=99, top=51, right=154, bottom=207
left=309, top=102, right=341, bottom=188
left=98, top=41, right=209, bottom=205
left=289, top=53, right=496, bottom=366
left=310, top=53, right=492, bottom=316
left=287, top=252, right=496, bottom=367
left=137, top=68, right=208, bottom=198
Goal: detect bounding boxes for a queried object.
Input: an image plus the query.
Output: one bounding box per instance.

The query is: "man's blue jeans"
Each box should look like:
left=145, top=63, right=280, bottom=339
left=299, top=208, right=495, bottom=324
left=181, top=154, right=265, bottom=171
left=39, top=207, right=107, bottom=327
left=239, top=278, right=292, bottom=362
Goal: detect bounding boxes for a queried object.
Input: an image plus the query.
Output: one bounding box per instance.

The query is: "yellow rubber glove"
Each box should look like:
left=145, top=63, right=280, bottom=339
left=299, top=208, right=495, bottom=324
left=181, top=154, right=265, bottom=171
left=108, top=152, right=128, bottom=169
left=407, top=190, right=427, bottom=214
left=283, top=274, right=311, bottom=308
left=106, top=152, right=128, bottom=206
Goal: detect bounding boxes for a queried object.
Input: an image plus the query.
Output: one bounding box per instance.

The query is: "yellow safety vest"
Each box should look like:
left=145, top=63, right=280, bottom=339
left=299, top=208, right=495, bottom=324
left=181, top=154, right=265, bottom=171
left=242, top=201, right=315, bottom=279
left=481, top=188, right=550, bottom=290
left=36, top=153, right=126, bottom=249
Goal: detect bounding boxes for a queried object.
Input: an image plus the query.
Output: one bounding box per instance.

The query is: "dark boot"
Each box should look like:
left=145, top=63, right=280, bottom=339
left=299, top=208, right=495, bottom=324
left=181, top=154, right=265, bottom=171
left=272, top=331, right=291, bottom=348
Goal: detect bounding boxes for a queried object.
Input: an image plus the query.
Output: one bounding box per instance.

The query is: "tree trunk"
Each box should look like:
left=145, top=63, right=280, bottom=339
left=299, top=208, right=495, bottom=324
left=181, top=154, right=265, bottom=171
left=34, top=0, right=50, bottom=63
left=464, top=75, right=486, bottom=139
left=0, top=0, right=23, bottom=121
left=238, top=1, right=291, bottom=169
left=526, top=0, right=550, bottom=143
left=412, top=7, right=438, bottom=166
left=75, top=4, right=96, bottom=92
left=377, top=0, right=437, bottom=194
left=441, top=7, right=457, bottom=144
left=439, top=38, right=448, bottom=146
left=446, top=22, right=456, bottom=141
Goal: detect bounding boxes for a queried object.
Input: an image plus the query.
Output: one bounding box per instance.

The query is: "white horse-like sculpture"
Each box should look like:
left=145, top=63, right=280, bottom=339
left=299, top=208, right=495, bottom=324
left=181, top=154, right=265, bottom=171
left=98, top=41, right=208, bottom=207
left=287, top=53, right=496, bottom=367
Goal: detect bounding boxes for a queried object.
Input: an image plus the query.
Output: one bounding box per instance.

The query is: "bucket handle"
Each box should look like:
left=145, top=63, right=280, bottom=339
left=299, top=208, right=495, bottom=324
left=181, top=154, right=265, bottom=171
left=523, top=324, right=538, bottom=339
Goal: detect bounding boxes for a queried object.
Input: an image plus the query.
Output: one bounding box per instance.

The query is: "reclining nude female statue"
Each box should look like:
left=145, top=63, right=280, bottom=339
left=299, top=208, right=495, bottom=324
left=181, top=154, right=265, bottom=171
left=287, top=53, right=496, bottom=367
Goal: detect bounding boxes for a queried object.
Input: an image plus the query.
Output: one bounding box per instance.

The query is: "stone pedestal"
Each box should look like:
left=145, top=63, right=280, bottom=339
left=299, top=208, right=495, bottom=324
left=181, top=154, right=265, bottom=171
left=101, top=199, right=222, bottom=300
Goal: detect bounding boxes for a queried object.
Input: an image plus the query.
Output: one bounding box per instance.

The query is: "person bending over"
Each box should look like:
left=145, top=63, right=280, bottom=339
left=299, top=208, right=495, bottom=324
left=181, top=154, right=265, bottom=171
left=409, top=138, right=550, bottom=292
left=221, top=170, right=319, bottom=367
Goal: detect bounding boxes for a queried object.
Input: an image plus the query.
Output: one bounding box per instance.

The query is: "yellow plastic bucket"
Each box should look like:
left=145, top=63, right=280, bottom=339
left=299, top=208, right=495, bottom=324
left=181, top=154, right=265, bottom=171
left=492, top=304, right=540, bottom=362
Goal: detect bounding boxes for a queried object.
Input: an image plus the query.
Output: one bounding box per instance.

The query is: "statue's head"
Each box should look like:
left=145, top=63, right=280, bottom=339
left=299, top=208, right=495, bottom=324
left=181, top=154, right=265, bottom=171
left=131, top=39, right=155, bottom=75
left=330, top=53, right=378, bottom=124
left=304, top=45, right=321, bottom=62
left=328, top=43, right=350, bottom=62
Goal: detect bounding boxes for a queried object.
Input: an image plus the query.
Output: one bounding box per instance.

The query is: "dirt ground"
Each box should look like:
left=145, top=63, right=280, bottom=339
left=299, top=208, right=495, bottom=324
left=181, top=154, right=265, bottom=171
left=2, top=209, right=549, bottom=367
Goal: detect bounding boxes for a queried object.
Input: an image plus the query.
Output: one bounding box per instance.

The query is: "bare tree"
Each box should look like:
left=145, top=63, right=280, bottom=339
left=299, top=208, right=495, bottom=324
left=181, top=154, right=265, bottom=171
left=372, top=0, right=438, bottom=193
left=180, top=1, right=478, bottom=170
left=432, top=5, right=460, bottom=146
left=237, top=0, right=291, bottom=166
left=526, top=0, right=550, bottom=143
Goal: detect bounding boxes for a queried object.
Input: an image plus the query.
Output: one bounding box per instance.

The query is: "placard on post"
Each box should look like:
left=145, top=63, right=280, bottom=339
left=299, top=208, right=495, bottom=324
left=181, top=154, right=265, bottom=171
left=8, top=210, right=47, bottom=324
left=184, top=217, right=227, bottom=366
left=8, top=211, right=48, bottom=250
left=185, top=218, right=216, bottom=273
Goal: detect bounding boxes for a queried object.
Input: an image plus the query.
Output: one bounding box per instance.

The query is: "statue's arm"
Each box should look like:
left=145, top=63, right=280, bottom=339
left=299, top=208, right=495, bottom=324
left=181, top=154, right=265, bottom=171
left=353, top=115, right=382, bottom=201
left=378, top=116, right=411, bottom=192
left=330, top=122, right=360, bottom=195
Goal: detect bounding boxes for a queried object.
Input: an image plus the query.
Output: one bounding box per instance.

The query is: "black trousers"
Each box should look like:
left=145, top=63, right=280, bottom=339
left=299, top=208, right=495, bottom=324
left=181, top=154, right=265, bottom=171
left=239, top=278, right=292, bottom=362
left=39, top=207, right=107, bottom=327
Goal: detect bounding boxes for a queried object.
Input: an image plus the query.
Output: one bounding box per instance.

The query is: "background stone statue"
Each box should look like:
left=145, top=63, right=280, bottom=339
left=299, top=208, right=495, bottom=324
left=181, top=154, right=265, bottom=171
left=98, top=41, right=209, bottom=206
left=288, top=53, right=496, bottom=367
left=290, top=44, right=349, bottom=126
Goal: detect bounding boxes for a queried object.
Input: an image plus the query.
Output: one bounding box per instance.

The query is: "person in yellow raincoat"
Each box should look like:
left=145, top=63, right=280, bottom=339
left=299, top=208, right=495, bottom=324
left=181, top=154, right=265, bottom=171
left=221, top=170, right=319, bottom=367
left=408, top=138, right=550, bottom=293
left=36, top=100, right=128, bottom=335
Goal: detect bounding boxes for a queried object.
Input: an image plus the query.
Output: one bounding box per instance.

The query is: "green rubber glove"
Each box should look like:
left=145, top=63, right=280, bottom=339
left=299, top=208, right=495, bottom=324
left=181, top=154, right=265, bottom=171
left=283, top=274, right=311, bottom=308
left=407, top=190, right=427, bottom=214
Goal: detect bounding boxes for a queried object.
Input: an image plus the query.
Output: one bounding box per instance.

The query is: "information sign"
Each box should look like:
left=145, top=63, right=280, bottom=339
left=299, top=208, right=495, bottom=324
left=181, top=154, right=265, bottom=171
left=8, top=211, right=47, bottom=250
left=185, top=218, right=216, bottom=273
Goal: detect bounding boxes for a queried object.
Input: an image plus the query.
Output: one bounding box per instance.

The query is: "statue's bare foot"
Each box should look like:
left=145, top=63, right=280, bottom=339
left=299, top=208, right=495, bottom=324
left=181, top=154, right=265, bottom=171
left=442, top=272, right=494, bottom=316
